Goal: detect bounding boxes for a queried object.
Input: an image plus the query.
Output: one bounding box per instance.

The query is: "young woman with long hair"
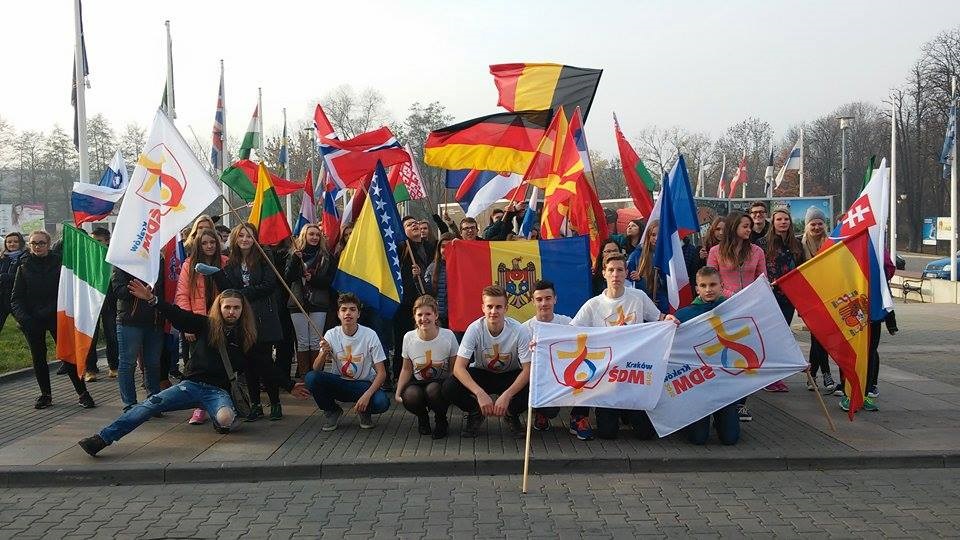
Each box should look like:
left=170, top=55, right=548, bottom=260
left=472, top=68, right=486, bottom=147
left=425, top=233, right=455, bottom=327
left=623, top=219, right=644, bottom=256
left=0, top=232, right=26, bottom=333
left=183, top=214, right=216, bottom=255
left=627, top=222, right=668, bottom=313
left=706, top=212, right=765, bottom=422
left=799, top=207, right=836, bottom=392
left=757, top=207, right=805, bottom=392
left=175, top=228, right=227, bottom=425
left=285, top=224, right=335, bottom=378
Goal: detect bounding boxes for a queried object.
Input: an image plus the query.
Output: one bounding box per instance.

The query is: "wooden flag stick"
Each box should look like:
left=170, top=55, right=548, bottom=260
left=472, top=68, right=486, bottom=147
left=405, top=239, right=427, bottom=296
left=807, top=370, right=837, bottom=432
left=521, top=399, right=534, bottom=494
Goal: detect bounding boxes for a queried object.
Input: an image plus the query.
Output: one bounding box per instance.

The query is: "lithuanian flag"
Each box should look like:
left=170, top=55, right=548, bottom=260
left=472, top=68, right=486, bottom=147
left=56, top=224, right=113, bottom=376
left=778, top=230, right=871, bottom=419
left=249, top=161, right=292, bottom=245
left=490, top=63, right=602, bottom=120
left=424, top=111, right=552, bottom=174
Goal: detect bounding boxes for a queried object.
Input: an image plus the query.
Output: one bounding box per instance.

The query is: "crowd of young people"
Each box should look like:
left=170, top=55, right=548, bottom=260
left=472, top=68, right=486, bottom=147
left=0, top=200, right=894, bottom=456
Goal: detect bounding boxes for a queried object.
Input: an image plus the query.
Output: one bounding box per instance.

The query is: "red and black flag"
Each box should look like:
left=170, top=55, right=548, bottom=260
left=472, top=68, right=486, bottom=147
left=424, top=110, right=552, bottom=175
left=490, top=63, right=602, bottom=121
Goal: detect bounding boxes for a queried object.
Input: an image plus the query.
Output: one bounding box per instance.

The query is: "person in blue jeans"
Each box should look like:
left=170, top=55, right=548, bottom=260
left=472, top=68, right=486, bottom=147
left=111, top=265, right=166, bottom=410
left=77, top=284, right=309, bottom=456
left=674, top=266, right=740, bottom=446
left=306, top=293, right=390, bottom=431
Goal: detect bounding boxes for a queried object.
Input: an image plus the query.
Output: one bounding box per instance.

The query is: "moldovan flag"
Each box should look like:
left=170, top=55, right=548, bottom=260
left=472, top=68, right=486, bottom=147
left=57, top=224, right=112, bottom=376
left=424, top=111, right=551, bottom=174
left=106, top=110, right=221, bottom=285
left=647, top=278, right=807, bottom=437
left=490, top=63, right=602, bottom=121
left=249, top=162, right=292, bottom=245
left=778, top=230, right=872, bottom=419
left=529, top=320, right=676, bottom=411
left=446, top=236, right=592, bottom=332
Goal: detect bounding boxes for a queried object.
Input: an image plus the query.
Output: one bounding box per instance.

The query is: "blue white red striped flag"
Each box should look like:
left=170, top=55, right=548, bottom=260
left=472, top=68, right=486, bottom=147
left=211, top=67, right=225, bottom=171
left=569, top=106, right=591, bottom=173
left=294, top=170, right=316, bottom=236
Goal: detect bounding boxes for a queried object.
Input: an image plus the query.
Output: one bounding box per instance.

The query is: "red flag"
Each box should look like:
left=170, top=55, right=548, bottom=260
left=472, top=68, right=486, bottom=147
left=728, top=154, right=748, bottom=197
left=313, top=104, right=409, bottom=189
left=568, top=173, right=609, bottom=264
left=613, top=114, right=655, bottom=217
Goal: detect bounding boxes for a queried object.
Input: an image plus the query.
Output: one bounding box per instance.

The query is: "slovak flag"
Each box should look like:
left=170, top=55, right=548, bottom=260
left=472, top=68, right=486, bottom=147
left=653, top=162, right=693, bottom=312
left=825, top=159, right=893, bottom=319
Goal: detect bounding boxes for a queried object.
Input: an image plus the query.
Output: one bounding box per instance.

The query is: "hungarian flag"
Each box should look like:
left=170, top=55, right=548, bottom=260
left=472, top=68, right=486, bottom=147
left=613, top=113, right=656, bottom=217
left=388, top=144, right=428, bottom=203
left=490, top=63, right=602, bottom=121
left=778, top=230, right=872, bottom=419
left=238, top=103, right=261, bottom=160
left=56, top=224, right=112, bottom=376
left=249, top=161, right=292, bottom=245
left=424, top=110, right=551, bottom=174
left=221, top=159, right=304, bottom=203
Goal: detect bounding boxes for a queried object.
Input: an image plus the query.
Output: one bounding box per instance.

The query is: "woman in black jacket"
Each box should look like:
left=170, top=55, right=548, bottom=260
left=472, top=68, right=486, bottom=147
left=77, top=284, right=309, bottom=456
left=210, top=223, right=284, bottom=421
left=285, top=224, right=334, bottom=378
left=12, top=230, right=94, bottom=409
left=0, top=232, right=26, bottom=332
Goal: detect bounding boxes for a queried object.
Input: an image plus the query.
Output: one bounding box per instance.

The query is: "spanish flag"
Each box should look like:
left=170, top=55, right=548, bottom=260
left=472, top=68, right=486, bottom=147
left=248, top=161, right=292, bottom=245
left=446, top=236, right=592, bottom=332
left=490, top=63, right=603, bottom=121
left=777, top=230, right=871, bottom=419
left=424, top=110, right=552, bottom=174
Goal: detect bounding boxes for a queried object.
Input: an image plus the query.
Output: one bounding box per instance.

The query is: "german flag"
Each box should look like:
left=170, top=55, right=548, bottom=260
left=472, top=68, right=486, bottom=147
left=490, top=63, right=602, bottom=120
left=424, top=111, right=551, bottom=174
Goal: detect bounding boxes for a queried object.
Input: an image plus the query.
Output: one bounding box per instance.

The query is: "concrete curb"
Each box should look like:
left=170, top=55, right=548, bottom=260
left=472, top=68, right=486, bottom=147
left=2, top=452, right=958, bottom=488
left=0, top=347, right=108, bottom=383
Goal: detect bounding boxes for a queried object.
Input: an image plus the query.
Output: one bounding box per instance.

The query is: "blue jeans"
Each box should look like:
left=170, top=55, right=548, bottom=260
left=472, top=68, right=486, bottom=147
left=117, top=324, right=164, bottom=407
left=304, top=370, right=390, bottom=414
left=686, top=404, right=740, bottom=445
left=99, top=380, right=236, bottom=443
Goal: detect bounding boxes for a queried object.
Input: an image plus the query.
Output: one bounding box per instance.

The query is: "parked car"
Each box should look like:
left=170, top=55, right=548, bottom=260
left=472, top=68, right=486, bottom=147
left=895, top=254, right=905, bottom=271
left=923, top=252, right=960, bottom=279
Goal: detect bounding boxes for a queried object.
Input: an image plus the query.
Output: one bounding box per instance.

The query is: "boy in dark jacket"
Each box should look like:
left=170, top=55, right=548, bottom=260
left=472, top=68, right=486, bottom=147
left=674, top=266, right=740, bottom=445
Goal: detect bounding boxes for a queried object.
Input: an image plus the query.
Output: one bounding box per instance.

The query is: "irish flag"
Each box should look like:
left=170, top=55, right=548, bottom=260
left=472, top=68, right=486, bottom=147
left=249, top=161, right=291, bottom=245
left=56, top=225, right=112, bottom=376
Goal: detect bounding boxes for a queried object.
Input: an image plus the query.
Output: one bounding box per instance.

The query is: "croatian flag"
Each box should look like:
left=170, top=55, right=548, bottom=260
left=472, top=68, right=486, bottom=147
left=825, top=159, right=893, bottom=319
left=294, top=169, right=316, bottom=236
left=653, top=166, right=693, bottom=312
left=455, top=170, right=525, bottom=218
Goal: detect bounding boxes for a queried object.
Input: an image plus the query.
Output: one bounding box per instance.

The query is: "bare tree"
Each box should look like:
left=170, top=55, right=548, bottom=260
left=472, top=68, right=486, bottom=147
left=320, top=85, right=391, bottom=138
left=118, top=123, right=146, bottom=163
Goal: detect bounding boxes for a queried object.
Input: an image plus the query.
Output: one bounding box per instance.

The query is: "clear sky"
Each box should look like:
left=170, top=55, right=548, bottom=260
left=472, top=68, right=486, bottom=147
left=1, top=0, right=958, bottom=156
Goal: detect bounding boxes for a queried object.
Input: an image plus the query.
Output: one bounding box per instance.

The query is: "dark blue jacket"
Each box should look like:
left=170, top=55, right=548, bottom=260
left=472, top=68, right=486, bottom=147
left=674, top=296, right=726, bottom=324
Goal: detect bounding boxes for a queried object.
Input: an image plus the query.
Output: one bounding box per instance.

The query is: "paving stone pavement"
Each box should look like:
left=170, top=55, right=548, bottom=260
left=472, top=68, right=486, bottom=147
left=2, top=468, right=960, bottom=539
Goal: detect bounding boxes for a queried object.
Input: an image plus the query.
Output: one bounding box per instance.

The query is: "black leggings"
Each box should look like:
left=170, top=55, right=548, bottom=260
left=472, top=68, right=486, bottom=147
left=245, top=342, right=279, bottom=405
left=809, top=336, right=830, bottom=378
left=441, top=368, right=528, bottom=416
left=401, top=380, right=448, bottom=417
left=22, top=316, right=87, bottom=397
left=595, top=408, right=657, bottom=440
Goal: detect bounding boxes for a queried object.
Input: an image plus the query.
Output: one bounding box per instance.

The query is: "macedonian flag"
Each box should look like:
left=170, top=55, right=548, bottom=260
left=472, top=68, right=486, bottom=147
left=490, top=63, right=603, bottom=121
left=777, top=230, right=871, bottom=419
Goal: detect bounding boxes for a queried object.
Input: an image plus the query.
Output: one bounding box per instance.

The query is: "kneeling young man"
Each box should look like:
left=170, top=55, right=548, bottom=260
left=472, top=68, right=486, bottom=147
left=572, top=254, right=672, bottom=440
left=675, top=266, right=740, bottom=445
left=306, top=293, right=390, bottom=431
left=78, top=283, right=309, bottom=456
left=442, top=285, right=531, bottom=438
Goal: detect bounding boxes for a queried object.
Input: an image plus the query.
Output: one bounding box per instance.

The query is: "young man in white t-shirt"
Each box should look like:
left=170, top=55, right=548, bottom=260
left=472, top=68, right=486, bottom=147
left=523, top=280, right=593, bottom=441
left=441, top=285, right=532, bottom=439
left=304, top=293, right=390, bottom=431
left=572, top=254, right=673, bottom=440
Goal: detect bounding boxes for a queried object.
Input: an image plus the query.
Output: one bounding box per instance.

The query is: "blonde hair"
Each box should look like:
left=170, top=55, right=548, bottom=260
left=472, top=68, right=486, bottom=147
left=294, top=224, right=325, bottom=253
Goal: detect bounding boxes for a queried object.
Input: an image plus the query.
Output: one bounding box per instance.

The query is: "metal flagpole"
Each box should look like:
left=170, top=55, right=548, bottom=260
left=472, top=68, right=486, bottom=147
left=257, top=88, right=264, bottom=158
left=164, top=21, right=175, bottom=120
left=889, top=97, right=897, bottom=265
left=799, top=128, right=806, bottom=198
left=283, top=108, right=293, bottom=227
left=220, top=60, right=231, bottom=227
left=73, top=0, right=89, bottom=183
left=951, top=76, right=957, bottom=282
left=740, top=148, right=747, bottom=199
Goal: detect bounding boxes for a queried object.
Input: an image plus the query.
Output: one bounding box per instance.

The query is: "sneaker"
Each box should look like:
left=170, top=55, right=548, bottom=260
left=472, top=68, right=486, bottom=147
left=822, top=373, right=835, bottom=390
left=78, top=392, right=96, bottom=409
left=533, top=412, right=550, bottom=431
left=831, top=384, right=845, bottom=397
left=214, top=416, right=242, bottom=435
left=839, top=396, right=851, bottom=412
left=504, top=414, right=524, bottom=439
left=866, top=386, right=879, bottom=399
left=432, top=415, right=449, bottom=439
left=245, top=403, right=264, bottom=422
left=83, top=371, right=97, bottom=383
left=863, top=397, right=879, bottom=411
left=737, top=404, right=752, bottom=422
left=77, top=434, right=109, bottom=456
left=461, top=411, right=484, bottom=438
left=56, top=362, right=69, bottom=375
left=359, top=412, right=375, bottom=429
left=269, top=403, right=282, bottom=421
left=108, top=369, right=118, bottom=379
left=34, top=394, right=52, bottom=410
left=322, top=407, right=343, bottom=431
left=417, top=414, right=432, bottom=435
left=188, top=409, right=207, bottom=425
left=764, top=381, right=789, bottom=392
left=568, top=415, right=595, bottom=441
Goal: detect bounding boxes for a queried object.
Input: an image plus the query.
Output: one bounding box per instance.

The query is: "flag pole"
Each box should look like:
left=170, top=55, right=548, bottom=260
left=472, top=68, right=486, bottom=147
left=220, top=59, right=231, bottom=228
left=404, top=240, right=427, bottom=295
left=951, top=76, right=957, bottom=282
left=889, top=96, right=897, bottom=264
left=806, top=370, right=837, bottom=432
left=283, top=107, right=293, bottom=227
left=798, top=127, right=805, bottom=197
left=164, top=20, right=175, bottom=120
left=740, top=148, right=747, bottom=199
left=521, top=391, right=534, bottom=494
left=73, top=0, right=89, bottom=184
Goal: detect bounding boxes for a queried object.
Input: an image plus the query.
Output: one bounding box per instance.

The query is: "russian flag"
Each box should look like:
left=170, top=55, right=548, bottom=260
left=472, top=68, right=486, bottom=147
left=294, top=170, right=316, bottom=237
left=455, top=170, right=525, bottom=218
left=653, top=168, right=693, bottom=313
left=70, top=182, right=124, bottom=226
left=321, top=171, right=341, bottom=252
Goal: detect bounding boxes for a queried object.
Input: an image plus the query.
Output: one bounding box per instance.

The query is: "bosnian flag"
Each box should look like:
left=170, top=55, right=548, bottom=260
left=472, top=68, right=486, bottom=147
left=294, top=169, right=317, bottom=236
left=825, top=159, right=893, bottom=320
left=653, top=163, right=693, bottom=312
left=455, top=170, right=526, bottom=218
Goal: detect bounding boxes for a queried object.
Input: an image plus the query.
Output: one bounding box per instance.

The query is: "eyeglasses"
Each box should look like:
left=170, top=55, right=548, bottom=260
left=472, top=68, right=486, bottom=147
left=29, top=241, right=48, bottom=246
left=750, top=211, right=766, bottom=215
left=461, top=226, right=478, bottom=231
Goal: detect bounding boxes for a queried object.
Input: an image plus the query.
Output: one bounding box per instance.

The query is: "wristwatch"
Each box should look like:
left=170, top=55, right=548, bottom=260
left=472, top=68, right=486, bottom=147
left=148, top=295, right=159, bottom=306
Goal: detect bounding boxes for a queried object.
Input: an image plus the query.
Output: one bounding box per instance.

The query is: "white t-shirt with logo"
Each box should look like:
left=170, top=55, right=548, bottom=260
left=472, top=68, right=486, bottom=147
left=523, top=313, right=573, bottom=333
left=571, top=288, right=661, bottom=327
left=402, top=328, right=459, bottom=381
left=457, top=316, right=531, bottom=373
left=323, top=325, right=385, bottom=382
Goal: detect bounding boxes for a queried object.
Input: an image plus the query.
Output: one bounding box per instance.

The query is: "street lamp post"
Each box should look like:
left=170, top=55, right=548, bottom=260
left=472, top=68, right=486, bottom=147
left=838, top=116, right=854, bottom=212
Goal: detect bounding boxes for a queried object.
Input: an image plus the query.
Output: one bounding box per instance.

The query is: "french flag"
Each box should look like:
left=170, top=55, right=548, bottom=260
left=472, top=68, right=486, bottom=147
left=643, top=154, right=699, bottom=241
left=454, top=170, right=525, bottom=218
left=653, top=165, right=693, bottom=313
left=70, top=183, right=124, bottom=226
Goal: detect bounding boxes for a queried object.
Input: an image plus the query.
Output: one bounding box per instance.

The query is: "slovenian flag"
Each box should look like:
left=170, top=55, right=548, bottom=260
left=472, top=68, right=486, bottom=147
left=71, top=151, right=129, bottom=225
